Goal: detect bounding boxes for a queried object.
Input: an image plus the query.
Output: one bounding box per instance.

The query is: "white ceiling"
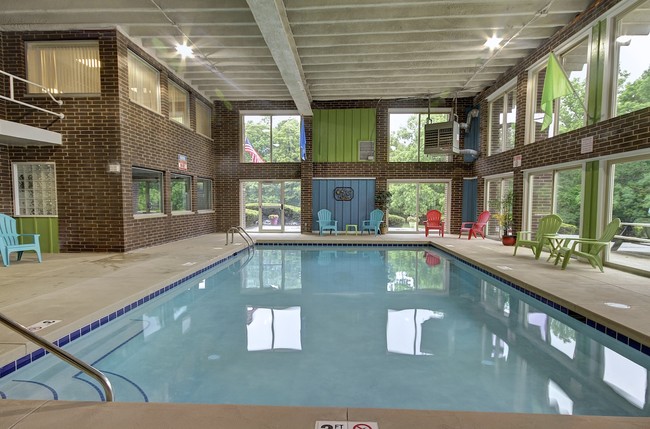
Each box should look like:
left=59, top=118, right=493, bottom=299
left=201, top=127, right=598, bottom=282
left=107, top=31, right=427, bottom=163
left=1, top=0, right=594, bottom=115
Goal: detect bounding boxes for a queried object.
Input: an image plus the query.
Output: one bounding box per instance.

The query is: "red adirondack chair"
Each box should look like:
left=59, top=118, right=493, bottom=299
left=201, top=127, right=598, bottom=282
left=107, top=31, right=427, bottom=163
left=424, top=210, right=444, bottom=237
left=458, top=210, right=491, bottom=240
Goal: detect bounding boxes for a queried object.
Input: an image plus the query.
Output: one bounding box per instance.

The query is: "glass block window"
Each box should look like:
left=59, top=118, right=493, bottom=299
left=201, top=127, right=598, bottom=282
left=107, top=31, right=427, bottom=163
left=168, top=81, right=189, bottom=126
left=196, top=178, right=213, bottom=211
left=128, top=50, right=160, bottom=113
left=26, top=41, right=101, bottom=94
left=12, top=163, right=58, bottom=216
left=196, top=99, right=212, bottom=138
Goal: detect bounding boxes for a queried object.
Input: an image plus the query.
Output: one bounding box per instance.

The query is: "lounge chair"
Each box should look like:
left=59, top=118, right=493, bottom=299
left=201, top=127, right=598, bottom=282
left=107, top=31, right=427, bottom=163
left=553, top=218, right=621, bottom=272
left=424, top=210, right=444, bottom=237
left=513, top=214, right=562, bottom=259
left=0, top=213, right=43, bottom=267
left=458, top=210, right=490, bottom=240
left=317, top=209, right=338, bottom=235
left=362, top=209, right=384, bottom=235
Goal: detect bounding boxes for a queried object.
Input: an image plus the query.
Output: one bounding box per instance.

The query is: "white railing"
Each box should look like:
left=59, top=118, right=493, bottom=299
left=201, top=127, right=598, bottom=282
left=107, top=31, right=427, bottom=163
left=0, top=69, right=64, bottom=119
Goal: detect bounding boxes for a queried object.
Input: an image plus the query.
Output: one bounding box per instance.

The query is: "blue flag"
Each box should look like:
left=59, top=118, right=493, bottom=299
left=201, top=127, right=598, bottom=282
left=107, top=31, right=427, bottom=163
left=300, top=117, right=306, bottom=161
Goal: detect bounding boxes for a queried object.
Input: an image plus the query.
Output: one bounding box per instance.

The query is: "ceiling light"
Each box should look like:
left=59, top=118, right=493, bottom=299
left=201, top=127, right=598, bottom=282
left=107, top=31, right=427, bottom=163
left=175, top=43, right=194, bottom=58
left=616, top=35, right=632, bottom=46
left=484, top=36, right=503, bottom=50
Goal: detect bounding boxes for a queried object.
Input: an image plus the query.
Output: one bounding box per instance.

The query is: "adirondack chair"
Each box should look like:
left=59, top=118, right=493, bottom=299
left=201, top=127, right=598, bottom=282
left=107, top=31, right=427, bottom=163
left=317, top=209, right=338, bottom=235
left=554, top=218, right=621, bottom=272
left=0, top=214, right=43, bottom=267
left=424, top=209, right=444, bottom=237
left=513, top=214, right=563, bottom=259
left=362, top=209, right=384, bottom=235
left=458, top=210, right=490, bottom=240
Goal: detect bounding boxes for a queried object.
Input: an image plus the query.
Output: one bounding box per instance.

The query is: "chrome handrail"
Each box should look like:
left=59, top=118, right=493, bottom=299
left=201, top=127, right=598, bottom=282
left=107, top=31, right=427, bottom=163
left=226, top=226, right=254, bottom=247
left=0, top=312, right=114, bottom=401
left=0, top=69, right=65, bottom=119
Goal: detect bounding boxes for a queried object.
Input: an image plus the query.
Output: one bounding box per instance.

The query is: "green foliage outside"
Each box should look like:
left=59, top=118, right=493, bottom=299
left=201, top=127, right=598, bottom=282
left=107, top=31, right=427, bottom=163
left=389, top=113, right=449, bottom=162
left=244, top=115, right=301, bottom=163
left=245, top=203, right=301, bottom=224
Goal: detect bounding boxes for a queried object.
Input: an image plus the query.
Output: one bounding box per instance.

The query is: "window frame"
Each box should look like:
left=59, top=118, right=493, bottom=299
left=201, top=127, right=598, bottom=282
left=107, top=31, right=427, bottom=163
left=486, top=79, right=517, bottom=156
left=171, top=173, right=193, bottom=214
left=196, top=99, right=212, bottom=138
left=388, top=108, right=453, bottom=162
left=127, top=50, right=161, bottom=114
left=240, top=111, right=301, bottom=163
left=25, top=40, right=101, bottom=96
left=484, top=174, right=514, bottom=237
left=196, top=178, right=213, bottom=212
left=132, top=167, right=164, bottom=217
left=11, top=162, right=58, bottom=217
left=168, top=80, right=190, bottom=127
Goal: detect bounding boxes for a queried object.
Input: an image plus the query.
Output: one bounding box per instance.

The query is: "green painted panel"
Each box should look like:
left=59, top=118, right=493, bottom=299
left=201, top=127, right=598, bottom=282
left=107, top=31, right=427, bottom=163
left=15, top=217, right=59, bottom=253
left=313, top=108, right=377, bottom=162
left=582, top=161, right=599, bottom=239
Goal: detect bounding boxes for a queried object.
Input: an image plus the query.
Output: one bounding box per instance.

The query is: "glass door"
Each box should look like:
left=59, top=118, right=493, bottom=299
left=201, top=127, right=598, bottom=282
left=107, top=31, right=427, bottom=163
left=242, top=181, right=301, bottom=233
left=261, top=182, right=282, bottom=232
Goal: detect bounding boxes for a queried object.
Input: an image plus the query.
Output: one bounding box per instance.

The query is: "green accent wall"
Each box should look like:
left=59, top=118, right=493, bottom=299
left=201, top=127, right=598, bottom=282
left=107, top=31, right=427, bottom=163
left=582, top=160, right=600, bottom=239
left=16, top=217, right=60, bottom=253
left=312, top=108, right=376, bottom=162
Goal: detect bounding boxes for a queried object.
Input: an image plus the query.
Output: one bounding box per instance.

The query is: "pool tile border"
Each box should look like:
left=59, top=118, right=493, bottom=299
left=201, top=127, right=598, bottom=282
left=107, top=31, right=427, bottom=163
left=2, top=242, right=648, bottom=380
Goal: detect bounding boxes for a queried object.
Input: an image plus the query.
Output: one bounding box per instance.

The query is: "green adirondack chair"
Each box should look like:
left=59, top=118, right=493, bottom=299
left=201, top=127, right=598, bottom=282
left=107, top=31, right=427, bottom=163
left=317, top=209, right=338, bottom=235
left=554, top=218, right=622, bottom=272
left=0, top=213, right=43, bottom=267
left=513, top=214, right=563, bottom=259
left=362, top=209, right=384, bottom=235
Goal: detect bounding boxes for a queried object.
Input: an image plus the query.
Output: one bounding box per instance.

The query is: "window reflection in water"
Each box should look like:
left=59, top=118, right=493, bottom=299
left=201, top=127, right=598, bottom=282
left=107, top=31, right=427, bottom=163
left=386, top=309, right=444, bottom=355
left=387, top=250, right=448, bottom=292
left=246, top=306, right=302, bottom=351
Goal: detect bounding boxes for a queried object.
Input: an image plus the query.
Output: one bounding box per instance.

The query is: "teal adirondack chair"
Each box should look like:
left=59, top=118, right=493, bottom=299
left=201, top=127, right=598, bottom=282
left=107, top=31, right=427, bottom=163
left=0, top=214, right=43, bottom=267
left=513, top=214, right=563, bottom=259
left=362, top=209, right=384, bottom=235
left=317, top=209, right=338, bottom=235
left=554, top=218, right=621, bottom=272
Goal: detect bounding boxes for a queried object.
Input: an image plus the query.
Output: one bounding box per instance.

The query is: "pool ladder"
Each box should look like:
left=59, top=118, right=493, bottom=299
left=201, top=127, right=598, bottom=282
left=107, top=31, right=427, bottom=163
left=0, top=312, right=114, bottom=401
left=226, top=226, right=254, bottom=247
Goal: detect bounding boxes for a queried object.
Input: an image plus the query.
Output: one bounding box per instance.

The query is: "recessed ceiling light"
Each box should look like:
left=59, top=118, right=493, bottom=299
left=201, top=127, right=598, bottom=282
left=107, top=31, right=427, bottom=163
left=175, top=43, right=194, bottom=58
left=484, top=36, right=503, bottom=49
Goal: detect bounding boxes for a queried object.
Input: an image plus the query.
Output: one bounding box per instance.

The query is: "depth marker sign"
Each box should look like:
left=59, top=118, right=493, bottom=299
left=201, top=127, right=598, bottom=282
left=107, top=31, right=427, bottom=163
left=315, top=422, right=379, bottom=429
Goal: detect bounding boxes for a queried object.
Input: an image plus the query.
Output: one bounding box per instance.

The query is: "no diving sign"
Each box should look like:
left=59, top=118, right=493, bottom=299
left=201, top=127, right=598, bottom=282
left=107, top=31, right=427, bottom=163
left=315, top=422, right=379, bottom=429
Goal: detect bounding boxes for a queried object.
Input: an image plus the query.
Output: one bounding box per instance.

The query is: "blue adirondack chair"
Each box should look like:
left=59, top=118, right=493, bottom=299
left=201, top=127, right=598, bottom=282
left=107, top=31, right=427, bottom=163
left=317, top=209, right=338, bottom=235
left=362, top=209, right=384, bottom=235
left=0, top=213, right=43, bottom=267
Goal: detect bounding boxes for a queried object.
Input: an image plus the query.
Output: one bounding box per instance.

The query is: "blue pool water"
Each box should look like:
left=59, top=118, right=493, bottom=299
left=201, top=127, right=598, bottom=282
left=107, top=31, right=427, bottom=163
left=1, top=245, right=649, bottom=416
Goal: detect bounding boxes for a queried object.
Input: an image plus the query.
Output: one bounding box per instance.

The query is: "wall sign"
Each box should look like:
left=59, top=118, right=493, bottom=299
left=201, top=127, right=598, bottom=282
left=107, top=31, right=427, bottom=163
left=178, top=154, right=188, bottom=171
left=334, top=187, right=354, bottom=201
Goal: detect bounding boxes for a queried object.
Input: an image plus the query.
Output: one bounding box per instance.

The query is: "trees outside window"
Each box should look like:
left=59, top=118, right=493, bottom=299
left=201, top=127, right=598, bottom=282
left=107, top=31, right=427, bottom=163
left=242, top=114, right=301, bottom=163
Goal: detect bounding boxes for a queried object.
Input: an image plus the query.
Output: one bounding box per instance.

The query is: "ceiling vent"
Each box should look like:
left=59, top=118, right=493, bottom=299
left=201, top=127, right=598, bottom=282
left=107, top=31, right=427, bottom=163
left=424, top=121, right=459, bottom=155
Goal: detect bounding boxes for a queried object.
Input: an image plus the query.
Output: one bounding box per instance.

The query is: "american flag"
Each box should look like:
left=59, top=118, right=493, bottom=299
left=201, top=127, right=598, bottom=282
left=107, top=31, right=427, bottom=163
left=244, top=137, right=264, bottom=163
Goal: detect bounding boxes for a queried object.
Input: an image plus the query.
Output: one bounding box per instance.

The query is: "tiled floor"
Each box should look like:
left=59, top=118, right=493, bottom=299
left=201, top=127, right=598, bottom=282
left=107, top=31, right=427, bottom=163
left=1, top=232, right=649, bottom=428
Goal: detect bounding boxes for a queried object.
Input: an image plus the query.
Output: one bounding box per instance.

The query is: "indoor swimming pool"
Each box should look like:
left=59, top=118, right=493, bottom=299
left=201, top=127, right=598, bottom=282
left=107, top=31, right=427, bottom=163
left=0, top=245, right=648, bottom=416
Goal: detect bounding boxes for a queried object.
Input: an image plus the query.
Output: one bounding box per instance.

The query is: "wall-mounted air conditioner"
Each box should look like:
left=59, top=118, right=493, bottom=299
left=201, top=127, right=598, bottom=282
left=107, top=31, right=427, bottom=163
left=424, top=121, right=459, bottom=154
left=358, top=140, right=375, bottom=161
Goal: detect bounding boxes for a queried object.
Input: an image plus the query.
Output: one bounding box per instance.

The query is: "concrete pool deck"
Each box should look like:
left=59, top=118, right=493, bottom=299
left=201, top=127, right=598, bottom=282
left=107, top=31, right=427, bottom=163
left=1, top=232, right=649, bottom=428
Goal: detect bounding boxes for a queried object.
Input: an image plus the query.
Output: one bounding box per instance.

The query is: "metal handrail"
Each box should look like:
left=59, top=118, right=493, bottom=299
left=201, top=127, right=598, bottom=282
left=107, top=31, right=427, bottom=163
left=0, top=69, right=65, bottom=119
left=0, top=312, right=113, bottom=401
left=226, top=226, right=254, bottom=247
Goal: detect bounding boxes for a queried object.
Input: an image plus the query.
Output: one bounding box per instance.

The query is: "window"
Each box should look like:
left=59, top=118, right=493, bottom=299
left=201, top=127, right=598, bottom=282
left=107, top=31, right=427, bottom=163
left=132, top=167, right=163, bottom=214
left=242, top=113, right=301, bottom=163
left=128, top=51, right=160, bottom=113
left=196, top=178, right=213, bottom=211
left=485, top=176, right=513, bottom=237
left=171, top=174, right=192, bottom=213
left=387, top=181, right=450, bottom=232
left=525, top=167, right=582, bottom=234
left=611, top=0, right=650, bottom=117
left=26, top=41, right=100, bottom=94
left=12, top=163, right=58, bottom=216
left=488, top=85, right=516, bottom=155
left=196, top=99, right=212, bottom=138
left=168, top=81, right=189, bottom=126
left=528, top=37, right=589, bottom=142
left=388, top=110, right=452, bottom=162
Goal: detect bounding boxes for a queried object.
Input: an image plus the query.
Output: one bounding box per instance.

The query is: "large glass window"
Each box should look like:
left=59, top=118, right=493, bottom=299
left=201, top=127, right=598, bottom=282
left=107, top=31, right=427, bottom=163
left=12, top=163, right=58, bottom=216
left=389, top=110, right=451, bottom=162
left=387, top=181, right=449, bottom=232
left=168, top=81, right=189, bottom=126
left=171, top=174, right=192, bottom=213
left=528, top=38, right=589, bottom=142
left=485, top=176, right=513, bottom=237
left=132, top=167, right=163, bottom=215
left=196, top=178, right=213, bottom=211
left=242, top=114, right=301, bottom=163
left=128, top=51, right=160, bottom=113
left=26, top=41, right=100, bottom=94
left=611, top=0, right=650, bottom=117
left=488, top=86, right=516, bottom=155
left=196, top=100, right=212, bottom=138
left=526, top=167, right=582, bottom=234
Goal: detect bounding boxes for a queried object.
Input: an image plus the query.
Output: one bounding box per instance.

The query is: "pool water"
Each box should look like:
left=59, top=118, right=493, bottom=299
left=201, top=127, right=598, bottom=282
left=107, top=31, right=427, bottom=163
left=1, top=246, right=648, bottom=416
